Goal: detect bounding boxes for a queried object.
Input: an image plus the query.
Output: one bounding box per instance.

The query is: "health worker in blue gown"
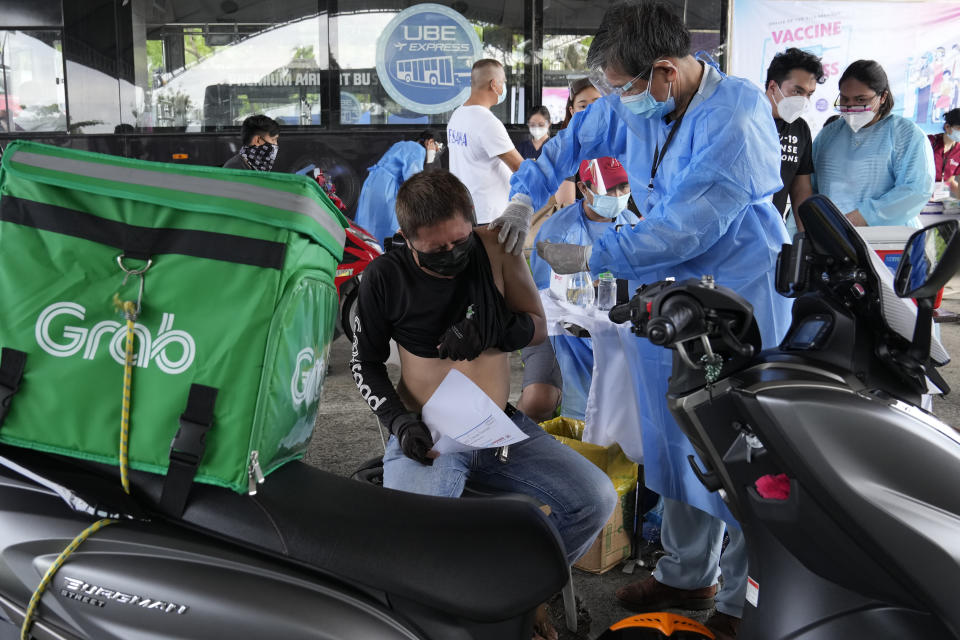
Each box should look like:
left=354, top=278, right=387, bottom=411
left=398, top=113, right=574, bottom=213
left=353, top=133, right=437, bottom=244
left=488, top=2, right=792, bottom=634
left=530, top=157, right=639, bottom=421
left=812, top=59, right=934, bottom=230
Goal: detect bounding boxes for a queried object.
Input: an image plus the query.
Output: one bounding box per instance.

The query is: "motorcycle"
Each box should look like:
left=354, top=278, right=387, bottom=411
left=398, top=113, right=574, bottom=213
left=0, top=437, right=573, bottom=640
left=603, top=195, right=960, bottom=639
left=335, top=219, right=383, bottom=341
left=296, top=164, right=383, bottom=342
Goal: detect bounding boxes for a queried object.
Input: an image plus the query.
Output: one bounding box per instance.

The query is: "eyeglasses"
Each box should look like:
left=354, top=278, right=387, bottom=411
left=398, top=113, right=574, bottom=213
left=834, top=92, right=878, bottom=112
left=588, top=66, right=649, bottom=97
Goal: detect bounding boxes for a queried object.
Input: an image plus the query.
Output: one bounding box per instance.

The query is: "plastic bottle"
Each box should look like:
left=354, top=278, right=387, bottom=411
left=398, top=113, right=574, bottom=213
left=596, top=272, right=616, bottom=310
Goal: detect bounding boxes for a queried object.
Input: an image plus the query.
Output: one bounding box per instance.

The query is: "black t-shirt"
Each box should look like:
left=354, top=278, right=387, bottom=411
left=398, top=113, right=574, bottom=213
left=350, top=234, right=533, bottom=432
left=772, top=117, right=813, bottom=216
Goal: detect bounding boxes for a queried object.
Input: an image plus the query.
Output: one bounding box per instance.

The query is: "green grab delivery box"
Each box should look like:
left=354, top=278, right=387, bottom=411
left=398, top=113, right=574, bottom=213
left=0, top=141, right=348, bottom=500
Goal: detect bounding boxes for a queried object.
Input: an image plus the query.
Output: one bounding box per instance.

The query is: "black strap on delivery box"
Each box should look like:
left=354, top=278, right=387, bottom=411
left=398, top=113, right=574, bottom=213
left=0, top=348, right=27, bottom=426
left=160, top=384, right=218, bottom=517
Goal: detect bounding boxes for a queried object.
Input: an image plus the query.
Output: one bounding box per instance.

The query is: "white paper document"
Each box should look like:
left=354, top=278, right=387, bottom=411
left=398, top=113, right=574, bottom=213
left=421, top=369, right=528, bottom=455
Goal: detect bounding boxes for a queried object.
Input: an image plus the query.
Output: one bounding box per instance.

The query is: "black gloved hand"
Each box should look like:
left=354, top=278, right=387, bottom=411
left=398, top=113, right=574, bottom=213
left=438, top=307, right=483, bottom=360
left=393, top=413, right=434, bottom=465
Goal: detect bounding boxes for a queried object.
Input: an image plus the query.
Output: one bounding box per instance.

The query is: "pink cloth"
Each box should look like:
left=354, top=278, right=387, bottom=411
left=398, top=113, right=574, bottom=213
left=755, top=474, right=791, bottom=500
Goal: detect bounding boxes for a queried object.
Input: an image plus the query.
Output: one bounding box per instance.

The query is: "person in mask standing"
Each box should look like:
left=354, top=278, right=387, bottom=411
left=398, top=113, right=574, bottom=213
left=764, top=48, right=824, bottom=225
left=812, top=59, right=934, bottom=228
left=526, top=157, right=639, bottom=422
left=350, top=170, right=617, bottom=640
left=489, top=2, right=792, bottom=637
left=517, top=106, right=553, bottom=160
left=353, top=132, right=436, bottom=245
left=447, top=59, right=524, bottom=224
left=222, top=114, right=280, bottom=171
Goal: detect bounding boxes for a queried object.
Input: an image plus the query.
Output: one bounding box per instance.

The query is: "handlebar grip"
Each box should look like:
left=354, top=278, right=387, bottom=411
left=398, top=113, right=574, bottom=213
left=608, top=302, right=632, bottom=325
left=647, top=294, right=699, bottom=346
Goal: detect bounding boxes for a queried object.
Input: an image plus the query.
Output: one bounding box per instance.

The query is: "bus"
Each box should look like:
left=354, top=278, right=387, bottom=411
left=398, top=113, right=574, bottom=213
left=0, top=0, right=725, bottom=215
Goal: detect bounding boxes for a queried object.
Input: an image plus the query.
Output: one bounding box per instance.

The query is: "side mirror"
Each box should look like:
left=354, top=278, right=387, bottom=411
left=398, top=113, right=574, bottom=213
left=894, top=220, right=960, bottom=300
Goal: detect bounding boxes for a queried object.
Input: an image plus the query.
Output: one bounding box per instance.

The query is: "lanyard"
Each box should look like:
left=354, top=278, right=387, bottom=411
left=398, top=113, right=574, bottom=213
left=648, top=113, right=685, bottom=191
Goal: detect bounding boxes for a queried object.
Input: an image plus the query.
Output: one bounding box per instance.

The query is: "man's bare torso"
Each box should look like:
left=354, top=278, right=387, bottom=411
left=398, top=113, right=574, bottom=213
left=396, top=228, right=511, bottom=412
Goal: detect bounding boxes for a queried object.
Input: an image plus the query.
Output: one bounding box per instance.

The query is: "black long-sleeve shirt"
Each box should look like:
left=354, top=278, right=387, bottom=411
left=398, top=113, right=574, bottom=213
left=350, top=234, right=533, bottom=432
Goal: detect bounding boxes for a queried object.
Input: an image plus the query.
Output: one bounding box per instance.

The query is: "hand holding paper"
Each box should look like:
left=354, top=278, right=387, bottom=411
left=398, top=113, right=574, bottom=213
left=421, top=369, right=528, bottom=455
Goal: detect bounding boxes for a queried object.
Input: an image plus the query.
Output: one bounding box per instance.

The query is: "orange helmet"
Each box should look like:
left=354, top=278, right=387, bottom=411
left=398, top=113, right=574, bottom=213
left=597, top=612, right=715, bottom=639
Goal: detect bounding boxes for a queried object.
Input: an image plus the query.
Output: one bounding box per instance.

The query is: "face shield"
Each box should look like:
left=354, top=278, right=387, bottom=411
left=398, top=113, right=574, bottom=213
left=587, top=65, right=648, bottom=97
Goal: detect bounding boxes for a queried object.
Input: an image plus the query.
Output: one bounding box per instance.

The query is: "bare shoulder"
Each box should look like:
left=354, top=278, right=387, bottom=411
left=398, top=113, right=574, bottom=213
left=475, top=226, right=503, bottom=256
left=475, top=227, right=508, bottom=292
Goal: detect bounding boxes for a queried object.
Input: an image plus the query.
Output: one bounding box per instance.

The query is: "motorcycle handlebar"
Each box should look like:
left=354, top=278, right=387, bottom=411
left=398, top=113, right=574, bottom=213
left=647, top=294, right=700, bottom=346
left=608, top=302, right=632, bottom=325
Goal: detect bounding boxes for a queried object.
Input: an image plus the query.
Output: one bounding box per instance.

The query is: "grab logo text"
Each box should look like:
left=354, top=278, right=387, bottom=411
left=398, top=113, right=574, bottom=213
left=291, top=346, right=325, bottom=410
left=35, top=302, right=196, bottom=375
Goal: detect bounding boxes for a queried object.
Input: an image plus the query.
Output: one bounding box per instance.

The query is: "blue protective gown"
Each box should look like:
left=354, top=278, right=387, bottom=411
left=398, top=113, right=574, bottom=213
left=530, top=199, right=640, bottom=289
left=531, top=200, right=640, bottom=420
left=811, top=115, right=935, bottom=228
left=510, top=62, right=792, bottom=525
left=353, top=141, right=425, bottom=244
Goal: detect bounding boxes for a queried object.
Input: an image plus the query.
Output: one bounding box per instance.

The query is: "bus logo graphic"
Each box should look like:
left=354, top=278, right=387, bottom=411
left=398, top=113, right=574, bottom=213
left=395, top=57, right=455, bottom=87
left=376, top=3, right=483, bottom=114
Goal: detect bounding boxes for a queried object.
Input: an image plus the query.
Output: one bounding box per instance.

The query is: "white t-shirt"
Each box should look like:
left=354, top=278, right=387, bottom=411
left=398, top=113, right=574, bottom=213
left=446, top=105, right=515, bottom=224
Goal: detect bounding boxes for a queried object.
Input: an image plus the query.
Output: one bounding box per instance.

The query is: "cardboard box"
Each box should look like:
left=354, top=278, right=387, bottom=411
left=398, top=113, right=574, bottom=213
left=540, top=417, right=638, bottom=574
left=574, top=489, right=635, bottom=574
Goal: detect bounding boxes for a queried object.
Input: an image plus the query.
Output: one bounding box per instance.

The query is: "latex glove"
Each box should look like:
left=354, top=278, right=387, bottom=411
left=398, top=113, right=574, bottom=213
left=437, top=305, right=483, bottom=360
left=393, top=413, right=434, bottom=465
left=536, top=241, right=592, bottom=275
left=490, top=193, right=534, bottom=256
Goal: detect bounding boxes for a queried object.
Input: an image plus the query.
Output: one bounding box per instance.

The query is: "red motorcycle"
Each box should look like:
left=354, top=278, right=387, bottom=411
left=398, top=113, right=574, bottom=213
left=335, top=219, right=383, bottom=341
left=301, top=164, right=384, bottom=342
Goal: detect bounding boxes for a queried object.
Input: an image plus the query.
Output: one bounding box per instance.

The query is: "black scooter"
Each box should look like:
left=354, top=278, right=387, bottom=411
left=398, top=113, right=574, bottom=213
left=0, top=422, right=573, bottom=639
left=604, top=196, right=960, bottom=639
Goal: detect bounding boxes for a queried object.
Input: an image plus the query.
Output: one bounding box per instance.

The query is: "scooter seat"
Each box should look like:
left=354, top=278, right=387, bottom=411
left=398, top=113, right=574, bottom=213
left=0, top=445, right=568, bottom=622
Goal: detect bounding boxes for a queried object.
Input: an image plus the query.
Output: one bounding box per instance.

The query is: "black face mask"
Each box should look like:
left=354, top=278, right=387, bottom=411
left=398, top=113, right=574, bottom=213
left=240, top=142, right=278, bottom=171
left=414, top=234, right=474, bottom=277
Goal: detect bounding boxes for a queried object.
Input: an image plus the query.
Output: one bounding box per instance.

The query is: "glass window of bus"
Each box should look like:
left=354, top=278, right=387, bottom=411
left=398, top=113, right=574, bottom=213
left=0, top=30, right=66, bottom=133
left=0, top=0, right=62, bottom=28
left=686, top=0, right=725, bottom=68
left=332, top=0, right=528, bottom=126
left=136, top=3, right=327, bottom=133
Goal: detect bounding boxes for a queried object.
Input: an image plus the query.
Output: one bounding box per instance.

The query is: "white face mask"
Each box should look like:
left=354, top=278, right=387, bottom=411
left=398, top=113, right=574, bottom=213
left=496, top=80, right=507, bottom=105
left=426, top=148, right=436, bottom=164
left=838, top=95, right=880, bottom=133
left=529, top=125, right=549, bottom=140
left=774, top=84, right=809, bottom=124
left=841, top=109, right=876, bottom=133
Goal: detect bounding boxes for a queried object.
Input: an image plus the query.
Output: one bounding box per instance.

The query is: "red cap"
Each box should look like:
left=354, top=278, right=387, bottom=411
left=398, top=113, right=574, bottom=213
left=579, top=157, right=629, bottom=192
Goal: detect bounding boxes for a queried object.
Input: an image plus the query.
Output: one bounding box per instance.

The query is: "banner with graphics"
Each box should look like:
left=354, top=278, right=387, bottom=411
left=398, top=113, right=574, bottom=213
left=731, top=0, right=960, bottom=134
left=375, top=3, right=484, bottom=114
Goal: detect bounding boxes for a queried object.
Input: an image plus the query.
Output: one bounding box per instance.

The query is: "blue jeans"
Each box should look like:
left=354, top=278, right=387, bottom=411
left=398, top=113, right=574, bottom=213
left=383, top=409, right=618, bottom=565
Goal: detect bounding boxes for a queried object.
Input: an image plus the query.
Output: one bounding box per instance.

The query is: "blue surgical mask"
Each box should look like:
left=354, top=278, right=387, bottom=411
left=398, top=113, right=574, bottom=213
left=620, top=63, right=675, bottom=119
left=948, top=129, right=960, bottom=143
left=497, top=81, right=507, bottom=105
left=588, top=190, right=631, bottom=218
